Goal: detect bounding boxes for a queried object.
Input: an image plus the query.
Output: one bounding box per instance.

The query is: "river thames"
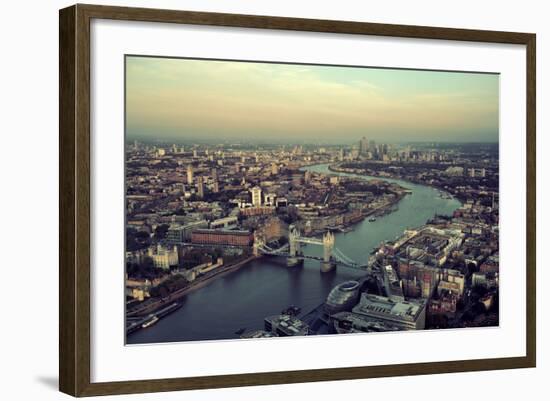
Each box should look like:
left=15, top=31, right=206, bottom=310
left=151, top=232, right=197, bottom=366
left=127, top=164, right=461, bottom=344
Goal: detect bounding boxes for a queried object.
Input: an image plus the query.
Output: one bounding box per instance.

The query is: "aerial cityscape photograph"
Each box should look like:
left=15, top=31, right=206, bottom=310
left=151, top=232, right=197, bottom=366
left=124, top=56, right=499, bottom=344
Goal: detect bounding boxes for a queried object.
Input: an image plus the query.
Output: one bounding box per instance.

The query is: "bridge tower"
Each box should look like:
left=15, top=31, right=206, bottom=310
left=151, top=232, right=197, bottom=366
left=253, top=235, right=264, bottom=257
left=287, top=226, right=303, bottom=267
left=321, top=231, right=336, bottom=272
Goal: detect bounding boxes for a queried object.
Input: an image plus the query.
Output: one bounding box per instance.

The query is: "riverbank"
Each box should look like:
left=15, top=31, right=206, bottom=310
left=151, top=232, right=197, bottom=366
left=327, top=162, right=460, bottom=202
left=305, top=192, right=405, bottom=239
left=127, top=255, right=259, bottom=318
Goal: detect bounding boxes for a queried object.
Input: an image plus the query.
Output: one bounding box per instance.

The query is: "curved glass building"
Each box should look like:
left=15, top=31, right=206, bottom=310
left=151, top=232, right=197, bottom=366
left=324, top=280, right=361, bottom=315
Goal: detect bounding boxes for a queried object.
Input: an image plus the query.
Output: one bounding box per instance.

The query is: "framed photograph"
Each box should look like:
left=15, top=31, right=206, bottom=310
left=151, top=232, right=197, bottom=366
left=59, top=4, right=536, bottom=397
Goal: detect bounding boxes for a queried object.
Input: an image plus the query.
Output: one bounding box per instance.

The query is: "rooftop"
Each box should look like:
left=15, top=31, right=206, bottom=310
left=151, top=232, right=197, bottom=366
left=352, top=293, right=425, bottom=322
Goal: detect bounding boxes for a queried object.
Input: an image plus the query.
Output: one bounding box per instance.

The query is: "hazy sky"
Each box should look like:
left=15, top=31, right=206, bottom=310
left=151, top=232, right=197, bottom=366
left=126, top=56, right=499, bottom=144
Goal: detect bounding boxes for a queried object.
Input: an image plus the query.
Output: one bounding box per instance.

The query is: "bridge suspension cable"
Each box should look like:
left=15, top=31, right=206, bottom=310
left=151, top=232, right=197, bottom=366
left=332, top=247, right=359, bottom=267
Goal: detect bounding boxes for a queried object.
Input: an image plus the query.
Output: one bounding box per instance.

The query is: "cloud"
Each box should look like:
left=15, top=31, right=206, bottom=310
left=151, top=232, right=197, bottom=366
left=126, top=57, right=498, bottom=143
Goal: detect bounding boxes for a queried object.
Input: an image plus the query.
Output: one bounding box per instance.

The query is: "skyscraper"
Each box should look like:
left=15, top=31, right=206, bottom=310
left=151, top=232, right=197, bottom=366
left=359, top=136, right=369, bottom=155
left=250, top=186, right=262, bottom=207
left=369, top=140, right=376, bottom=152
left=187, top=165, right=194, bottom=184
left=197, top=176, right=204, bottom=198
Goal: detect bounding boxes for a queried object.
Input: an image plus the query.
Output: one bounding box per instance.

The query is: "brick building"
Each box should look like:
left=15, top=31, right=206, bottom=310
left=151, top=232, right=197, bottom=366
left=191, top=229, right=254, bottom=247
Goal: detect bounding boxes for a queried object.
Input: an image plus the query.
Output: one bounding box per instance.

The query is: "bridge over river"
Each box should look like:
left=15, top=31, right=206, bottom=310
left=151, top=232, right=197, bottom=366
left=127, top=164, right=460, bottom=344
left=256, top=228, right=370, bottom=272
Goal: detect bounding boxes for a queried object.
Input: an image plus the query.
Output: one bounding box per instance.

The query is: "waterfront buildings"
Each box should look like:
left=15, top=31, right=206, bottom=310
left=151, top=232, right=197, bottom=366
left=351, top=293, right=427, bottom=330
left=240, top=330, right=276, bottom=339
left=324, top=280, right=362, bottom=315
left=264, top=313, right=309, bottom=336
left=328, top=293, right=426, bottom=333
left=191, top=229, right=254, bottom=247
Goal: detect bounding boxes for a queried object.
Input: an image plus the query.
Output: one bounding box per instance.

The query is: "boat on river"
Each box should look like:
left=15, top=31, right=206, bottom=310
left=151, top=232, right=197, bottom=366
left=142, top=316, right=159, bottom=328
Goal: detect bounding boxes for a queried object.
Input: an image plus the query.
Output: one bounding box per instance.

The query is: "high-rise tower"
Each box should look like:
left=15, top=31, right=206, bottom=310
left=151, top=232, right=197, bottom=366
left=187, top=165, right=194, bottom=184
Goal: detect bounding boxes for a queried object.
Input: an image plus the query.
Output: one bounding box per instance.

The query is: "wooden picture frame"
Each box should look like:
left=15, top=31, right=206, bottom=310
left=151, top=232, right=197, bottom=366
left=59, top=3, right=536, bottom=397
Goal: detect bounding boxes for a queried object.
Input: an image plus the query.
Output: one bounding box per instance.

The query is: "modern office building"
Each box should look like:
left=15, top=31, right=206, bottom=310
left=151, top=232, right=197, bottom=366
left=187, top=164, right=194, bottom=184
left=351, top=293, right=426, bottom=330
left=197, top=176, right=204, bottom=198
left=359, top=136, right=369, bottom=155
left=166, top=220, right=209, bottom=244
left=324, top=281, right=361, bottom=315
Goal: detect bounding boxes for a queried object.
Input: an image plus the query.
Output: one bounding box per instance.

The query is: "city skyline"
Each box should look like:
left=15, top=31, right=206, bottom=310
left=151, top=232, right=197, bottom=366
left=126, top=56, right=499, bottom=144
left=125, top=140, right=500, bottom=343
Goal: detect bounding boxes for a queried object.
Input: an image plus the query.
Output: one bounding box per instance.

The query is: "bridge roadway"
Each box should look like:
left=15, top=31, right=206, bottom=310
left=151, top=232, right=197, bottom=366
left=257, top=242, right=370, bottom=271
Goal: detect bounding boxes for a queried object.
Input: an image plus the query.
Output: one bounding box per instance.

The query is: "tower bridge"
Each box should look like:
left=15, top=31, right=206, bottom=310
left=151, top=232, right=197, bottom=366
left=254, top=227, right=369, bottom=273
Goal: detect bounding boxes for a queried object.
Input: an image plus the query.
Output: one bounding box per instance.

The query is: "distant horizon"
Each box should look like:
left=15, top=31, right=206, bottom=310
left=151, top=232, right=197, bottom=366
left=126, top=56, right=499, bottom=144
left=128, top=137, right=499, bottom=146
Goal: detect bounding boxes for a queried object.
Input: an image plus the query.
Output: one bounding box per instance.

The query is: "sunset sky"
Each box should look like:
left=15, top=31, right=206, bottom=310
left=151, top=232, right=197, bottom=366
left=125, top=56, right=499, bottom=144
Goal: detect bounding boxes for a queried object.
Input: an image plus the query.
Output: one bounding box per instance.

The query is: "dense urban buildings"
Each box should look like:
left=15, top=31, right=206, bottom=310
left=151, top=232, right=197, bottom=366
left=125, top=139, right=499, bottom=340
